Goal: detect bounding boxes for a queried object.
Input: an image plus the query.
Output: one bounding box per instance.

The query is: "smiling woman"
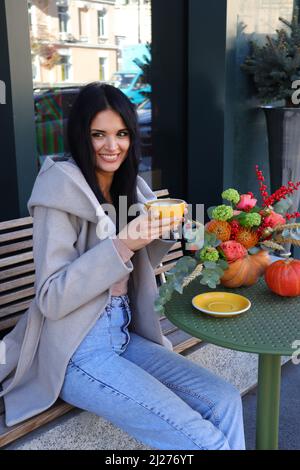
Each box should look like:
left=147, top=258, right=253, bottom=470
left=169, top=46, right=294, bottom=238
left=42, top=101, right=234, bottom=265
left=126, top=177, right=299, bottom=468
left=90, top=108, right=131, bottom=203
left=0, top=82, right=245, bottom=451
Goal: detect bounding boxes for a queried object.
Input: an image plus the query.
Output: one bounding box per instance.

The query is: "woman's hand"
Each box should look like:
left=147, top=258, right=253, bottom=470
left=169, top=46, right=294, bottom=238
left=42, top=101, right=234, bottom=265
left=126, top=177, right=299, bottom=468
left=117, top=211, right=183, bottom=252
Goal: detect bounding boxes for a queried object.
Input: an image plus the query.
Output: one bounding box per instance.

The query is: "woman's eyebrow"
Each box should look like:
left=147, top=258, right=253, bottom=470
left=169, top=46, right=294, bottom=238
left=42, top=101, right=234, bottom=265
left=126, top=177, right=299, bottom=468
left=90, top=128, right=128, bottom=133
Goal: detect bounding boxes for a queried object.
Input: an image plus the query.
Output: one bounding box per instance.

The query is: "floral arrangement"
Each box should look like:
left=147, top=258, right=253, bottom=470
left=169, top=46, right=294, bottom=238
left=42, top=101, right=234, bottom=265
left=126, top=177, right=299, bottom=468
left=154, top=166, right=300, bottom=315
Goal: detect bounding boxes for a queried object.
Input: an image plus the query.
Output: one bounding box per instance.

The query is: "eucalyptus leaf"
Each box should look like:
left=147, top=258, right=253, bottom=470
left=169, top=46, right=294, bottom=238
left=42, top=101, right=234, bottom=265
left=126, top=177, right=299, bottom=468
left=203, top=261, right=217, bottom=269
left=173, top=280, right=184, bottom=294
left=207, top=206, right=217, bottom=220
left=207, top=280, right=217, bottom=289
left=273, top=197, right=293, bottom=215
left=217, top=259, right=228, bottom=270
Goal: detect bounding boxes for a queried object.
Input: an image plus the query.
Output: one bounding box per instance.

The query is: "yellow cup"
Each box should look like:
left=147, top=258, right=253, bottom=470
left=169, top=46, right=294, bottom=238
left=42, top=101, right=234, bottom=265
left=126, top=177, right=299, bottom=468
left=144, top=198, right=186, bottom=219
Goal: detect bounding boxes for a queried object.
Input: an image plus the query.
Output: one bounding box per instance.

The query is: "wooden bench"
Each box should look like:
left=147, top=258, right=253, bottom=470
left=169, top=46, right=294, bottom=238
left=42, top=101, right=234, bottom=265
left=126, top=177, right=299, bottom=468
left=0, top=189, right=201, bottom=447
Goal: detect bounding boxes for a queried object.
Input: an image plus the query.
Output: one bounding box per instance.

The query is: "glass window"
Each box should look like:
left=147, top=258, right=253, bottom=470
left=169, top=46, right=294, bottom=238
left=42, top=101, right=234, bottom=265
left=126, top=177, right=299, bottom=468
left=97, top=10, right=107, bottom=37
left=28, top=0, right=157, bottom=187
left=79, top=8, right=89, bottom=41
left=58, top=6, right=68, bottom=33
left=99, top=57, right=107, bottom=81
left=60, top=55, right=71, bottom=81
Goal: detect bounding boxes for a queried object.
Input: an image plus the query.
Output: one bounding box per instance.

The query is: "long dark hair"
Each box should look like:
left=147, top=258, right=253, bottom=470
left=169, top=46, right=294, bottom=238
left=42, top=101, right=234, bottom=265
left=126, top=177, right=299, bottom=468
left=67, top=82, right=140, bottom=230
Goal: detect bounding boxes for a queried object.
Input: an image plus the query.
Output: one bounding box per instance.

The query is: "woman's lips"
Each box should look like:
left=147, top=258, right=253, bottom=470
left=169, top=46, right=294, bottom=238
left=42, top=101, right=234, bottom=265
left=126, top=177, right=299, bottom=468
left=98, top=153, right=120, bottom=162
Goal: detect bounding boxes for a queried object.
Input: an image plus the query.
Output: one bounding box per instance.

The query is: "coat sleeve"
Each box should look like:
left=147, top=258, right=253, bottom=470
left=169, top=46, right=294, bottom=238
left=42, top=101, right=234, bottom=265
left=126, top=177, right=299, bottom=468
left=146, top=237, right=178, bottom=270
left=33, top=206, right=133, bottom=321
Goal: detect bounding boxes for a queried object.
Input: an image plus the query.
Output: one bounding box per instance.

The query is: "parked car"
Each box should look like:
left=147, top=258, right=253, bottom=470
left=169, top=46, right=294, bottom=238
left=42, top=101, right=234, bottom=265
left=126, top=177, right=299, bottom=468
left=34, top=86, right=82, bottom=167
left=111, top=71, right=151, bottom=105
left=137, top=98, right=152, bottom=159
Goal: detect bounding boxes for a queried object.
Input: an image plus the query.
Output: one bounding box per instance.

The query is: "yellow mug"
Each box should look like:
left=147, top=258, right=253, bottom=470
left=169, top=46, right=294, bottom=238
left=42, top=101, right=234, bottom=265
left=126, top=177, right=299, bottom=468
left=144, top=198, right=186, bottom=219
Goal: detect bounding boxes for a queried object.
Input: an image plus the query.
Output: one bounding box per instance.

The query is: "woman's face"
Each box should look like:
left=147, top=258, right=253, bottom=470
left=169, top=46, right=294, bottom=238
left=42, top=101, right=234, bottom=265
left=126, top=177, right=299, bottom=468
left=90, top=109, right=130, bottom=175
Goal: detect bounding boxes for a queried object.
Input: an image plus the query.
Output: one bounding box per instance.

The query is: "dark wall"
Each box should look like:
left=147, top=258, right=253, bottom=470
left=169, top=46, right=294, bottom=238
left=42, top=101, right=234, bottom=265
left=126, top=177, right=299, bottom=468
left=187, top=0, right=227, bottom=212
left=0, top=0, right=19, bottom=221
left=151, top=0, right=188, bottom=200
left=0, top=0, right=37, bottom=221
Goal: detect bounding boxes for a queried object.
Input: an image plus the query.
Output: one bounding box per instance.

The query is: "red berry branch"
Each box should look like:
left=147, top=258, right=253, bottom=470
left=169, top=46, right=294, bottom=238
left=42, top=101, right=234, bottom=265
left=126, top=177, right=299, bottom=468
left=255, top=165, right=269, bottom=203
left=263, top=181, right=300, bottom=207
left=286, top=211, right=300, bottom=220
left=255, top=165, right=300, bottom=210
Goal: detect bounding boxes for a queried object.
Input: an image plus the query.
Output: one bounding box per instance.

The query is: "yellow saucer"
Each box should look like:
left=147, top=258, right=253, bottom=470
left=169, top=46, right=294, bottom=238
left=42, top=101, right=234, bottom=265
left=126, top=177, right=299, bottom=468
left=192, top=292, right=251, bottom=317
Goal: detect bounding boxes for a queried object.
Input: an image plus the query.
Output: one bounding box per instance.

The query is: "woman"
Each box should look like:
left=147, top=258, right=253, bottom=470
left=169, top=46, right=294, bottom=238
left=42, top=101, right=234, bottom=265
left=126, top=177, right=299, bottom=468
left=0, top=83, right=245, bottom=450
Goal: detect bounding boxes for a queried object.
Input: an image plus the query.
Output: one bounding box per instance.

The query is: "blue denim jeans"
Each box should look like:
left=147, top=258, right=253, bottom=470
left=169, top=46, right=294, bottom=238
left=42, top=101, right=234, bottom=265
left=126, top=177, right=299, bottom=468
left=60, top=295, right=245, bottom=450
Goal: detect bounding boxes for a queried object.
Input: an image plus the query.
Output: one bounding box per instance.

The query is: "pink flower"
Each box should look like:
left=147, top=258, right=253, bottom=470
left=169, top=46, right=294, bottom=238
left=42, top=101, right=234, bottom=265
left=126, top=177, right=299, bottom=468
left=219, top=241, right=247, bottom=264
left=263, top=211, right=286, bottom=228
left=233, top=210, right=241, bottom=216
left=236, top=194, right=257, bottom=211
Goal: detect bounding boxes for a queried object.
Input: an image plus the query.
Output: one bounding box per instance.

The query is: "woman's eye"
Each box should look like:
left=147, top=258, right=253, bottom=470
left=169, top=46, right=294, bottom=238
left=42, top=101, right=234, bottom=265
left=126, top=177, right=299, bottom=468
left=118, top=131, right=129, bottom=137
left=91, top=133, right=103, bottom=138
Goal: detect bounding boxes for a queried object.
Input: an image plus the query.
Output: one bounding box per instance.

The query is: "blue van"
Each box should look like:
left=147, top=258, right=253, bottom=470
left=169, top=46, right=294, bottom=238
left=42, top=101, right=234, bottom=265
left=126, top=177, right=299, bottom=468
left=111, top=71, right=151, bottom=105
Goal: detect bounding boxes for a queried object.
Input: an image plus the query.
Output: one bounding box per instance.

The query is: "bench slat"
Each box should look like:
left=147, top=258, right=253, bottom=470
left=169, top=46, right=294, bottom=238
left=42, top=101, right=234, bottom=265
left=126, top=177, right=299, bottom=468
left=0, top=217, right=33, bottom=231
left=0, top=313, right=24, bottom=332
left=166, top=328, right=202, bottom=352
left=153, top=189, right=169, bottom=198
left=0, top=240, right=33, bottom=256
left=0, top=263, right=35, bottom=281
left=0, top=400, right=73, bottom=448
left=0, top=299, right=33, bottom=318
left=0, top=275, right=35, bottom=293
left=168, top=242, right=182, bottom=251
left=0, top=252, right=33, bottom=268
left=154, top=262, right=176, bottom=276
left=161, top=250, right=183, bottom=263
left=0, top=228, right=33, bottom=244
left=0, top=288, right=35, bottom=307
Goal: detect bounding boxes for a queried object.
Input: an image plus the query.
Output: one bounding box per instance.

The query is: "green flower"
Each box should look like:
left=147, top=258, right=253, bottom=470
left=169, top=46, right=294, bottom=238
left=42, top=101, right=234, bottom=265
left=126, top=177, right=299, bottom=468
left=199, top=247, right=219, bottom=262
left=221, top=188, right=240, bottom=205
left=212, top=205, right=234, bottom=221
left=240, top=212, right=262, bottom=228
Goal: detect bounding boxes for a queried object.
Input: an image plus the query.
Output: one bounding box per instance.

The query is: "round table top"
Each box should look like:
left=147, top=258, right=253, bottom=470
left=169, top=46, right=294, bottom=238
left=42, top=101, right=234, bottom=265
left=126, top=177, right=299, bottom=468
left=164, top=278, right=300, bottom=356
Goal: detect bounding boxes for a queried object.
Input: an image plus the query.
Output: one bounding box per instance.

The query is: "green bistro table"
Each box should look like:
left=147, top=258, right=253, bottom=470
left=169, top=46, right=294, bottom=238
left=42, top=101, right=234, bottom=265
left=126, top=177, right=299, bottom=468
left=164, top=277, right=300, bottom=450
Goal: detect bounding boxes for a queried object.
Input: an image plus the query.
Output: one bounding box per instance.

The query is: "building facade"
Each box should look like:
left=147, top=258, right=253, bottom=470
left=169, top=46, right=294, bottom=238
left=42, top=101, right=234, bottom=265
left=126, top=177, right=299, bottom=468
left=29, top=0, right=151, bottom=86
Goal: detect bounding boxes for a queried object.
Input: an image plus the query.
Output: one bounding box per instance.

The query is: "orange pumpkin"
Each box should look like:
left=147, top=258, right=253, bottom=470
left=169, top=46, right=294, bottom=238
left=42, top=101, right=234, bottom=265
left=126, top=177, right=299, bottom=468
left=264, top=258, right=300, bottom=297
left=221, top=250, right=271, bottom=288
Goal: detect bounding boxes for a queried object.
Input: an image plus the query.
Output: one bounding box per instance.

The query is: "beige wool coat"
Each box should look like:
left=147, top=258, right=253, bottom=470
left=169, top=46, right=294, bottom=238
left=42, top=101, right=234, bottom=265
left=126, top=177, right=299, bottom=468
left=0, top=155, right=176, bottom=426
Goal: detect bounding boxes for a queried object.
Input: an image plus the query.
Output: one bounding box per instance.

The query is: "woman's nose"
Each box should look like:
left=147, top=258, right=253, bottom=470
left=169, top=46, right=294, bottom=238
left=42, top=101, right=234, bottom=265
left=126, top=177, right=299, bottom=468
left=104, top=136, right=118, bottom=151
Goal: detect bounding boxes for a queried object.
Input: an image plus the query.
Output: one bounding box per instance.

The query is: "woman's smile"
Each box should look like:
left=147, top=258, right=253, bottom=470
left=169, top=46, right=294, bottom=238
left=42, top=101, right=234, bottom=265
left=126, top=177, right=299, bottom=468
left=98, top=153, right=121, bottom=163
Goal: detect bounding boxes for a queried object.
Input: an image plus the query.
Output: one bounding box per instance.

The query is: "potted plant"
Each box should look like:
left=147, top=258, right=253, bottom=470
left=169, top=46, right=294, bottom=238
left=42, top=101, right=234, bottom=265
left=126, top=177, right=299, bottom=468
left=240, top=6, right=300, bottom=219
left=154, top=166, right=300, bottom=315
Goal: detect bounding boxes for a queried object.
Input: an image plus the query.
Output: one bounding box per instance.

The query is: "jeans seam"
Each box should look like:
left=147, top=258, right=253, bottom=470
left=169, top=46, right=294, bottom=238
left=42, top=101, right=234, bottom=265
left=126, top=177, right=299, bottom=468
left=69, top=361, right=207, bottom=450
left=162, top=381, right=221, bottom=427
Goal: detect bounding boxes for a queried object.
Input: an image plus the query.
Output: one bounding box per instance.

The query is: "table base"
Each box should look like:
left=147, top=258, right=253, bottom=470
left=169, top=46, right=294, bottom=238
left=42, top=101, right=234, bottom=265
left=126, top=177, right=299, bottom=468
left=256, top=354, right=281, bottom=450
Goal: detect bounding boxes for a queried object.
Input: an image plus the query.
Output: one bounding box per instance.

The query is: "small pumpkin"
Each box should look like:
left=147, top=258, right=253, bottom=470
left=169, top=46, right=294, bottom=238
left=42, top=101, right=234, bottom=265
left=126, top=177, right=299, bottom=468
left=221, top=250, right=271, bottom=288
left=264, top=258, right=300, bottom=297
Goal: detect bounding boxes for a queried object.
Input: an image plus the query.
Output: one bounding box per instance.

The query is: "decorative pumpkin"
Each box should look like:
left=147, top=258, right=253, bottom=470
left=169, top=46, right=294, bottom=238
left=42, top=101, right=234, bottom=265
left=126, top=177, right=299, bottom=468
left=220, top=250, right=271, bottom=288
left=264, top=258, right=300, bottom=297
